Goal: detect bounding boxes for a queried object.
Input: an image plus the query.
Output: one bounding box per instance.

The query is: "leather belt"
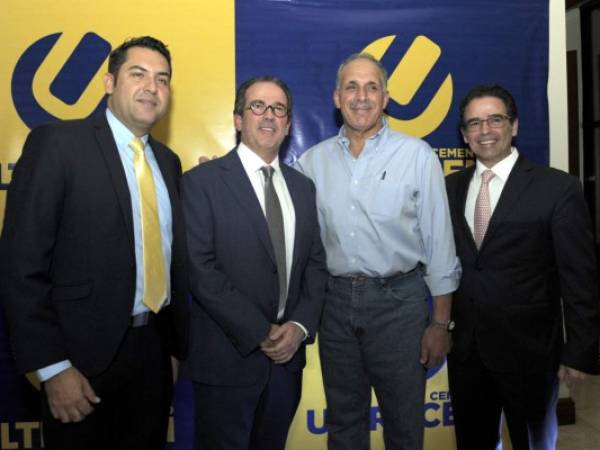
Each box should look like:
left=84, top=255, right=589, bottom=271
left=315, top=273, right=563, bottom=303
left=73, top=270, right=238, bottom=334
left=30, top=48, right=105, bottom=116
left=336, top=266, right=418, bottom=284
left=129, top=311, right=155, bottom=327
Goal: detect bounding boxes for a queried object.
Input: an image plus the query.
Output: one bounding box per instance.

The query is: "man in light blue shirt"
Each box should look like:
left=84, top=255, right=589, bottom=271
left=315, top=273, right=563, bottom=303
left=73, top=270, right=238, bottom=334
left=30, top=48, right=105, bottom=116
left=295, top=53, right=460, bottom=450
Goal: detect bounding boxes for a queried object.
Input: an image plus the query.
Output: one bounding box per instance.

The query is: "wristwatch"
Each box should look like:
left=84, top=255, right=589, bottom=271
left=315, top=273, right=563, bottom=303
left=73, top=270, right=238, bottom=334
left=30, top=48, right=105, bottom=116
left=431, top=319, right=455, bottom=331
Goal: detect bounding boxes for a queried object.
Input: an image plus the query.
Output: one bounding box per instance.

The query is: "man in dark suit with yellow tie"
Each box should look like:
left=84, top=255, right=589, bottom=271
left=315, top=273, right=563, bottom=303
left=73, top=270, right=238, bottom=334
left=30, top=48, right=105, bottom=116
left=446, top=84, right=599, bottom=450
left=0, top=36, right=188, bottom=450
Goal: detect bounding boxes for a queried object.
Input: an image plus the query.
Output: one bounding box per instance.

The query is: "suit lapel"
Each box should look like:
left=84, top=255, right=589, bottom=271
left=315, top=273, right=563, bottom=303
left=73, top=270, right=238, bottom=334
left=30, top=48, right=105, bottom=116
left=93, top=114, right=135, bottom=248
left=219, top=150, right=276, bottom=263
left=149, top=136, right=178, bottom=212
left=456, top=166, right=478, bottom=253
left=480, top=156, right=534, bottom=249
left=149, top=137, right=185, bottom=260
left=280, top=164, right=303, bottom=278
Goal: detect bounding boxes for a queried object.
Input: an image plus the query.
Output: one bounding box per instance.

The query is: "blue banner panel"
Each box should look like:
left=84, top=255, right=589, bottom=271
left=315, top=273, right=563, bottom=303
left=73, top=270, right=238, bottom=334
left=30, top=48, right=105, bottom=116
left=235, top=0, right=549, bottom=169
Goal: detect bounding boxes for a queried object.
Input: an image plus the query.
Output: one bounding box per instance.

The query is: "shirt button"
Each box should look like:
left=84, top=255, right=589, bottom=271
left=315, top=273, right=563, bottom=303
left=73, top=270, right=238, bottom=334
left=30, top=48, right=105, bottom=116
left=350, top=205, right=355, bottom=211
left=353, top=180, right=358, bottom=185
left=350, top=232, right=355, bottom=237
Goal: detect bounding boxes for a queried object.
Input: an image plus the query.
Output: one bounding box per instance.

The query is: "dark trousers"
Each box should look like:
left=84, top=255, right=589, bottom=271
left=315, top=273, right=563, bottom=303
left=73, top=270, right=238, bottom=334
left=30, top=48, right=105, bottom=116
left=193, top=363, right=302, bottom=450
left=42, top=321, right=173, bottom=450
left=448, top=351, right=558, bottom=450
left=319, top=270, right=429, bottom=450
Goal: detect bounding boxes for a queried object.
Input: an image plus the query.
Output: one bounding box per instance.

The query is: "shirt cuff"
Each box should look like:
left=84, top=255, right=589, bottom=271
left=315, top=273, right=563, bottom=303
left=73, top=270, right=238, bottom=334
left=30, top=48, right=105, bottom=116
left=37, top=360, right=72, bottom=382
left=290, top=321, right=309, bottom=341
left=424, top=260, right=462, bottom=296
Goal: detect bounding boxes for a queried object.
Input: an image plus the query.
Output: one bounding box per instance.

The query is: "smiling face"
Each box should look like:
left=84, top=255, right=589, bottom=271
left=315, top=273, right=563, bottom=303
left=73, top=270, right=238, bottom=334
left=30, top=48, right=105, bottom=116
left=234, top=81, right=290, bottom=162
left=104, top=46, right=171, bottom=136
left=334, top=57, right=389, bottom=139
left=462, top=96, right=518, bottom=168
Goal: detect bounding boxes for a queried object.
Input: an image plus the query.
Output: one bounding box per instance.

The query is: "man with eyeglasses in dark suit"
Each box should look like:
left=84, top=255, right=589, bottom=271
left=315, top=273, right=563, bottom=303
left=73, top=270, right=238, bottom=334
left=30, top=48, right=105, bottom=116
left=182, top=76, right=327, bottom=450
left=446, top=84, right=599, bottom=450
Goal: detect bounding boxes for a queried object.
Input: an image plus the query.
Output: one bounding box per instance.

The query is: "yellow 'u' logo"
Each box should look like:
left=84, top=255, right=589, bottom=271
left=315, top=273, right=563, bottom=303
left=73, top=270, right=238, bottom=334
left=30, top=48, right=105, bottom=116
left=362, top=35, right=453, bottom=138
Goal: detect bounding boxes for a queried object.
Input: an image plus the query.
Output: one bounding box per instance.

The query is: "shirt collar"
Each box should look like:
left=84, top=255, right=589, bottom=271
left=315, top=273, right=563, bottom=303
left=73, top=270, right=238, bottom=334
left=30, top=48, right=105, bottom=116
left=475, top=147, right=519, bottom=183
left=336, top=118, right=388, bottom=155
left=105, top=108, right=149, bottom=150
left=237, top=142, right=281, bottom=174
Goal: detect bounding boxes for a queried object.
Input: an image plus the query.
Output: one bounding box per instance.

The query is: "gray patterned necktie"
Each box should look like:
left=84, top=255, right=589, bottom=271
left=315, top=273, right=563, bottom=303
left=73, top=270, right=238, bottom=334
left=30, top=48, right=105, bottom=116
left=260, top=166, right=287, bottom=318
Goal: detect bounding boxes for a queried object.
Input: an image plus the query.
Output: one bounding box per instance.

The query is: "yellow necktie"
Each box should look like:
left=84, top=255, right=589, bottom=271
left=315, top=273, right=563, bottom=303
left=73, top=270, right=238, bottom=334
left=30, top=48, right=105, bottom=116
left=129, top=137, right=166, bottom=313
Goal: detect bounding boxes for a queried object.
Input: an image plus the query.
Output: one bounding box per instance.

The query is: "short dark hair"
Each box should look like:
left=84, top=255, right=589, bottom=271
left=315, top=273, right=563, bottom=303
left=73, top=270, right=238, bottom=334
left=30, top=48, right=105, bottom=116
left=108, top=36, right=172, bottom=81
left=233, top=76, right=293, bottom=120
left=459, top=84, right=518, bottom=128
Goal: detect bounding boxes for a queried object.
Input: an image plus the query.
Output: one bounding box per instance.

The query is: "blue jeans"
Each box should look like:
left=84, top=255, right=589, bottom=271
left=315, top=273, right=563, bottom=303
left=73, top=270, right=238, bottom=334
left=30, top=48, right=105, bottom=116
left=319, top=269, right=429, bottom=450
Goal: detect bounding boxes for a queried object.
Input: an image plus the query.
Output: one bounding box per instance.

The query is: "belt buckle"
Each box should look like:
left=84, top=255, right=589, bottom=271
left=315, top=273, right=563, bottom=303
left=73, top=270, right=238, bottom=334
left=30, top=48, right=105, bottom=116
left=350, top=274, right=370, bottom=284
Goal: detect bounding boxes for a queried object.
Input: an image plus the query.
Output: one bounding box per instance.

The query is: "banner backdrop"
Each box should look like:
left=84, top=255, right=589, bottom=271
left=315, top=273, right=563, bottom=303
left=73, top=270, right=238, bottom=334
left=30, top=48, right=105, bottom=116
left=0, top=1, right=548, bottom=449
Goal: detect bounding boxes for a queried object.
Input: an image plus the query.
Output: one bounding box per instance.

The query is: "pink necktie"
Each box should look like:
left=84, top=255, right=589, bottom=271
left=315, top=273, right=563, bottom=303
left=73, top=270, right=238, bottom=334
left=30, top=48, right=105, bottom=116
left=474, top=169, right=495, bottom=249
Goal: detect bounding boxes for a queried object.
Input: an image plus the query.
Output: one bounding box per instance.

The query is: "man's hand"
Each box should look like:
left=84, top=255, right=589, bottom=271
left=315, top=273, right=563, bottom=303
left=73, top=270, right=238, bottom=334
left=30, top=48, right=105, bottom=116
left=260, top=322, right=304, bottom=364
left=44, top=367, right=101, bottom=423
left=260, top=324, right=280, bottom=350
left=558, top=365, right=589, bottom=389
left=419, top=326, right=451, bottom=369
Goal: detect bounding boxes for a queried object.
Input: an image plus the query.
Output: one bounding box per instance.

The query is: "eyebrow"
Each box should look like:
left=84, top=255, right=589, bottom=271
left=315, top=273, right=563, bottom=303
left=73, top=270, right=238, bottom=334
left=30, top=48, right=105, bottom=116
left=127, top=65, right=171, bottom=78
left=250, top=100, right=287, bottom=106
left=344, top=80, right=379, bottom=86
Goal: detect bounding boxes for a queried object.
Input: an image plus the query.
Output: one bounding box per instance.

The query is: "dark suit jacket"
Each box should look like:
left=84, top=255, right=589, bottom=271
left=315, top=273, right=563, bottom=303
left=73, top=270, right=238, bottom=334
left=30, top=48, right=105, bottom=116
left=182, top=149, right=328, bottom=386
left=446, top=155, right=599, bottom=374
left=0, top=113, right=189, bottom=377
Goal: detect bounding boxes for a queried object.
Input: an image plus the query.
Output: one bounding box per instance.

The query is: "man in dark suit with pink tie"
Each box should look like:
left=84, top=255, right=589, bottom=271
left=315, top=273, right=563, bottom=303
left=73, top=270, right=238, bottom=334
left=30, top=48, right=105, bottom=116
left=446, top=84, right=599, bottom=450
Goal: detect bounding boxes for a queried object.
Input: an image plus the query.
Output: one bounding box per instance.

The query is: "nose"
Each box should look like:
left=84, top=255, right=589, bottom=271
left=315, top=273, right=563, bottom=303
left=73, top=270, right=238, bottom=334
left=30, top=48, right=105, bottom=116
left=263, top=105, right=276, bottom=118
left=144, top=76, right=158, bottom=93
left=356, top=86, right=368, bottom=100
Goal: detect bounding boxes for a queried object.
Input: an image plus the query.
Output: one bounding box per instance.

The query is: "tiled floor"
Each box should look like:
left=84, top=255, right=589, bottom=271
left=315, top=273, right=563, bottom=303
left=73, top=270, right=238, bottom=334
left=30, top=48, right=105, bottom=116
left=557, top=375, right=600, bottom=449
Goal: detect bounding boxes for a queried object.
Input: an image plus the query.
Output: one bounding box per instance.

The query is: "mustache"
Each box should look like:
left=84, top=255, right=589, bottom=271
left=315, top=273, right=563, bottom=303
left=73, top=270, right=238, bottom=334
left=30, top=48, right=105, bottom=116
left=259, top=118, right=277, bottom=129
left=349, top=99, right=374, bottom=110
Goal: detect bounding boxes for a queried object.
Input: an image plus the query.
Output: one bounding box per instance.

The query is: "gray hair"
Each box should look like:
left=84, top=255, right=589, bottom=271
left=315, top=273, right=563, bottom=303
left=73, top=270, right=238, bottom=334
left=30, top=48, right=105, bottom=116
left=335, top=53, right=388, bottom=90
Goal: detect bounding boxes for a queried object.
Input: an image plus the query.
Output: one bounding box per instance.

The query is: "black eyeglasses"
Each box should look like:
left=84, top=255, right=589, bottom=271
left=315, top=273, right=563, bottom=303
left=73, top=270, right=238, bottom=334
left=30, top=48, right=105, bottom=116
left=246, top=100, right=288, bottom=118
left=463, top=114, right=511, bottom=132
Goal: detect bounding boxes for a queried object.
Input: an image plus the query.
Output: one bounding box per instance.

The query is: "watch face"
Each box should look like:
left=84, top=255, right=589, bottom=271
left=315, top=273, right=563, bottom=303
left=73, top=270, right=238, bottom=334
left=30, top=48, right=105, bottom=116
left=447, top=320, right=456, bottom=331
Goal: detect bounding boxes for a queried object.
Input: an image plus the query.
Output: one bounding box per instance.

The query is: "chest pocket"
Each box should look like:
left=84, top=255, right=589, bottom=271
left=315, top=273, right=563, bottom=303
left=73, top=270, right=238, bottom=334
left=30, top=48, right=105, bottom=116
left=369, top=178, right=417, bottom=221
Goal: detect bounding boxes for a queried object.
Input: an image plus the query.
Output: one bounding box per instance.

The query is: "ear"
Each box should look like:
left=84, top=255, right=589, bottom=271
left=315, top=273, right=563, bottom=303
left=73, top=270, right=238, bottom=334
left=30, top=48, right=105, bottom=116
left=461, top=129, right=468, bottom=144
left=333, top=89, right=341, bottom=109
left=103, top=73, right=115, bottom=95
left=382, top=89, right=390, bottom=109
left=511, top=118, right=519, bottom=137
left=234, top=114, right=242, bottom=132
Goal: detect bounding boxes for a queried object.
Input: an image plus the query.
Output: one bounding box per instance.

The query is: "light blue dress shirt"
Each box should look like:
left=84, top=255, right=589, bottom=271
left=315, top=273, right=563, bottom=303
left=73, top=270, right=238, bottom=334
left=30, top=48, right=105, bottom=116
left=295, top=119, right=460, bottom=296
left=37, top=109, right=173, bottom=382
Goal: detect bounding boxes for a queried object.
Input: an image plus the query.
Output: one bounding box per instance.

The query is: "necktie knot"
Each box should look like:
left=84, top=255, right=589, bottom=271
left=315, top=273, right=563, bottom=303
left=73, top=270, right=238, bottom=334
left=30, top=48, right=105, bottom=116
left=129, top=137, right=145, bottom=155
left=261, top=165, right=275, bottom=181
left=481, top=169, right=495, bottom=185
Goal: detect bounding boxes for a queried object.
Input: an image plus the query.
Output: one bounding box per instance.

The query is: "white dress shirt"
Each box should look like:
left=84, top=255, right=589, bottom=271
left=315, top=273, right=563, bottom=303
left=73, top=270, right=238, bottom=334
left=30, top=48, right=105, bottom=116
left=465, top=147, right=519, bottom=235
